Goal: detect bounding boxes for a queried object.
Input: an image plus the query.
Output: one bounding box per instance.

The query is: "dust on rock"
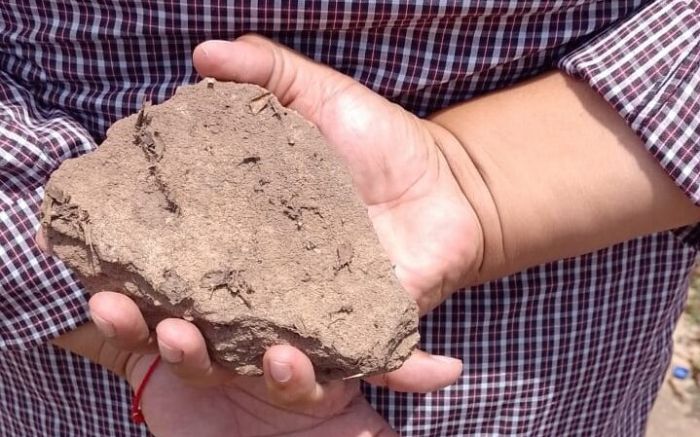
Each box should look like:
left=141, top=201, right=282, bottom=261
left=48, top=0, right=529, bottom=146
left=42, top=79, right=419, bottom=380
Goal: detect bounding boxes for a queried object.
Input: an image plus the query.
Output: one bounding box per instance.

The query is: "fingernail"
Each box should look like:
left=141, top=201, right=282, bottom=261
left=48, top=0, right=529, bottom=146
left=431, top=355, right=461, bottom=364
left=91, top=314, right=116, bottom=338
left=200, top=45, right=209, bottom=58
left=269, top=360, right=292, bottom=384
left=159, top=341, right=184, bottom=364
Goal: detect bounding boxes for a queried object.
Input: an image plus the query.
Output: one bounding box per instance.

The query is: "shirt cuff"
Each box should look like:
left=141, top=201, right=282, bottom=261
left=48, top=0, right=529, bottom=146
left=558, top=0, right=700, bottom=246
left=1, top=74, right=96, bottom=351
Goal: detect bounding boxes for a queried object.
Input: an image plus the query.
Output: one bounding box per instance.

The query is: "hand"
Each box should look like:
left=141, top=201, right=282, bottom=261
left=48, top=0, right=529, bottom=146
left=44, top=34, right=476, bottom=436
left=40, top=235, right=462, bottom=437
left=86, top=292, right=460, bottom=436
left=52, top=292, right=392, bottom=436
left=194, top=35, right=483, bottom=314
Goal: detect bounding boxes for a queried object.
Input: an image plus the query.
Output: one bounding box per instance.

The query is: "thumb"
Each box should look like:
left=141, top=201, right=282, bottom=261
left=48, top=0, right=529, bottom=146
left=193, top=35, right=359, bottom=130
left=364, top=349, right=463, bottom=392
left=192, top=35, right=435, bottom=207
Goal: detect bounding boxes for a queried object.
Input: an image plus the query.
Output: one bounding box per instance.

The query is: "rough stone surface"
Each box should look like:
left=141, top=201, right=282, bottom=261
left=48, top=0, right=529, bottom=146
left=42, top=81, right=419, bottom=380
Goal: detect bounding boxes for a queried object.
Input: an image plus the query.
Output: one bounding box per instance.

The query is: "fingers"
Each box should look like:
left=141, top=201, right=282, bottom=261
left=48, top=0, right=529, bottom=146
left=91, top=293, right=233, bottom=386
left=35, top=227, right=52, bottom=254
left=193, top=35, right=434, bottom=208
left=91, top=290, right=458, bottom=404
left=89, top=292, right=155, bottom=354
left=193, top=35, right=360, bottom=126
left=155, top=318, right=235, bottom=386
left=364, top=349, right=463, bottom=392
left=263, top=345, right=322, bottom=405
left=261, top=345, right=352, bottom=413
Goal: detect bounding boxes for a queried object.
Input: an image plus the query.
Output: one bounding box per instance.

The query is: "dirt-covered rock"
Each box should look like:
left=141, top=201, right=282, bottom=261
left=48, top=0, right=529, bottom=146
left=41, top=80, right=419, bottom=381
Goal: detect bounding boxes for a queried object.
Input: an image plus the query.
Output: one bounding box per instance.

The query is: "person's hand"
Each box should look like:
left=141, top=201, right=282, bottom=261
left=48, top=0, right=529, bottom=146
left=51, top=294, right=390, bottom=436
left=43, top=34, right=477, bottom=436
left=84, top=292, right=461, bottom=436
left=193, top=35, right=483, bottom=314
left=41, top=231, right=461, bottom=436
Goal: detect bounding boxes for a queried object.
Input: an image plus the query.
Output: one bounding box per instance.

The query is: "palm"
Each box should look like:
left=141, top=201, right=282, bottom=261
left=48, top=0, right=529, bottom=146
left=206, top=40, right=481, bottom=313
left=131, top=355, right=393, bottom=437
left=322, top=98, right=480, bottom=312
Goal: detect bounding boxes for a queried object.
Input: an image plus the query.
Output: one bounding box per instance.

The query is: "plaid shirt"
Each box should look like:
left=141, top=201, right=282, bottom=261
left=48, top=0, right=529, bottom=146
left=1, top=0, right=699, bottom=435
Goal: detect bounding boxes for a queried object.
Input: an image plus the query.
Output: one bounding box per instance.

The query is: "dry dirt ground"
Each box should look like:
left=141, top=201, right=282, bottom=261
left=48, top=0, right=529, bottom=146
left=647, top=270, right=700, bottom=436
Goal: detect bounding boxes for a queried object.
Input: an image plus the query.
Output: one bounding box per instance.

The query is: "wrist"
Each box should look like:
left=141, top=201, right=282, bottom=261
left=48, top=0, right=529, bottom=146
left=428, top=72, right=700, bottom=286
left=422, top=120, right=506, bottom=287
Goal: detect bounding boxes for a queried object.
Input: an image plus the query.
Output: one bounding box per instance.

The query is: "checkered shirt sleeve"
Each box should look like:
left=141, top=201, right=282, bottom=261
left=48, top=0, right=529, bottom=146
left=0, top=73, right=96, bottom=351
left=560, top=0, right=700, bottom=207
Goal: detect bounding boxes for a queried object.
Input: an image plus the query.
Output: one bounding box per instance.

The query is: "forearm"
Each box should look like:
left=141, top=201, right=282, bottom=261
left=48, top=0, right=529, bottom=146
left=429, top=71, right=700, bottom=285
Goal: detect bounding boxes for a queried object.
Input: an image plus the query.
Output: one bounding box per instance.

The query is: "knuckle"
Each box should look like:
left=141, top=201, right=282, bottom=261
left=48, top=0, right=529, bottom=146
left=96, top=340, right=134, bottom=378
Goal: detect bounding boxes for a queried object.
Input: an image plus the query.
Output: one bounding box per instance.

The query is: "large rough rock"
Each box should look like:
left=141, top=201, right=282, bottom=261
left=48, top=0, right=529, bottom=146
left=42, top=80, right=419, bottom=380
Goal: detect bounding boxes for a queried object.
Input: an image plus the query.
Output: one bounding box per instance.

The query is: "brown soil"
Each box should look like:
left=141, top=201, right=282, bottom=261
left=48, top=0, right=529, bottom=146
left=42, top=80, right=419, bottom=381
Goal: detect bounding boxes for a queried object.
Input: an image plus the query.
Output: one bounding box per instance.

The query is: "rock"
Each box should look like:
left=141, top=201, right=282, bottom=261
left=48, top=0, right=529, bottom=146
left=41, top=80, right=419, bottom=381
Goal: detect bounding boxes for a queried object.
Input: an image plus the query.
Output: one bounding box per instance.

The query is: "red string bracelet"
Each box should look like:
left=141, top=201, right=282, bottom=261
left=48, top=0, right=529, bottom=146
left=131, top=355, right=161, bottom=424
